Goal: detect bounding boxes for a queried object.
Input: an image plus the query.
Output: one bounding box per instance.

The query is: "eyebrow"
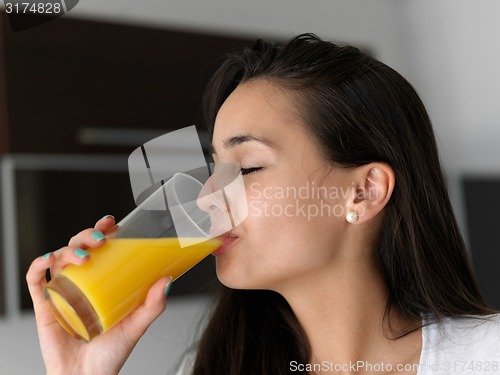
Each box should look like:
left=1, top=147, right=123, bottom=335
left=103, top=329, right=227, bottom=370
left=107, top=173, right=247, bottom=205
left=210, top=134, right=275, bottom=155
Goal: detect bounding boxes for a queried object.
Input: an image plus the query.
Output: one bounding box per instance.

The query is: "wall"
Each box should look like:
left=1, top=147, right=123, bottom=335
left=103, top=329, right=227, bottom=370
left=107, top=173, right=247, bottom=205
left=1, top=0, right=499, bottom=373
left=397, top=0, right=500, bottom=174
left=393, top=0, right=500, bottom=246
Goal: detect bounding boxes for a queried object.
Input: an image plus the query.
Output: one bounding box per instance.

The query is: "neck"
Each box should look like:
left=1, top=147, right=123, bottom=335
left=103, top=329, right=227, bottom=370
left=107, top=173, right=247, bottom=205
left=276, top=253, right=422, bottom=373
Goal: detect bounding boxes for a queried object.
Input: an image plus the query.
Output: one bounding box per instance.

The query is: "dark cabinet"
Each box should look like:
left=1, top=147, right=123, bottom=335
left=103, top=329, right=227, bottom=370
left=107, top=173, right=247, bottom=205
left=0, top=11, right=253, bottom=154
left=0, top=12, right=254, bottom=315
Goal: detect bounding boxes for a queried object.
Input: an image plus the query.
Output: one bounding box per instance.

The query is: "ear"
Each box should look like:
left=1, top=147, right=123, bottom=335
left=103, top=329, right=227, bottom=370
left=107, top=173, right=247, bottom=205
left=346, top=163, right=395, bottom=224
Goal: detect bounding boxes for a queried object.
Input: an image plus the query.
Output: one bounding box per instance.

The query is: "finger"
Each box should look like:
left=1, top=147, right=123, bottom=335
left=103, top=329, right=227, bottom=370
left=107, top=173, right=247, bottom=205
left=118, top=276, right=172, bottom=345
left=94, top=214, right=118, bottom=235
left=26, top=253, right=58, bottom=323
left=49, top=246, right=91, bottom=277
left=68, top=228, right=107, bottom=249
left=27, top=248, right=91, bottom=320
left=27, top=252, right=54, bottom=299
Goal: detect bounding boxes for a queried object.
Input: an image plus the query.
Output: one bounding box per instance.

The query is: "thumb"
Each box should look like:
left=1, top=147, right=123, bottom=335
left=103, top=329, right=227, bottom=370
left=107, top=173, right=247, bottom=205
left=119, top=276, right=172, bottom=344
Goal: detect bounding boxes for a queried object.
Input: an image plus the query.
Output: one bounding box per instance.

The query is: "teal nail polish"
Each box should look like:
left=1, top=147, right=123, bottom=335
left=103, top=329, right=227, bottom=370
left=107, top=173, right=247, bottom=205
left=91, top=231, right=106, bottom=241
left=101, top=214, right=114, bottom=220
left=41, top=252, right=52, bottom=260
left=164, top=277, right=173, bottom=297
left=74, top=248, right=90, bottom=259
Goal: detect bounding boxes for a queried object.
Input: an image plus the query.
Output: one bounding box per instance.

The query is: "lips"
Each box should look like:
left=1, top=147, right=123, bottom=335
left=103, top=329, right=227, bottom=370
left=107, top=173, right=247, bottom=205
left=212, top=232, right=239, bottom=256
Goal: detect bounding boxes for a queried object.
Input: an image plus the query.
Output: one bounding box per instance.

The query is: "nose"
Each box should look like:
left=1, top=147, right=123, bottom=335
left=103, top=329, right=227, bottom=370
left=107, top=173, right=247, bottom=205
left=195, top=162, right=248, bottom=236
left=196, top=176, right=235, bottom=237
left=196, top=174, right=225, bottom=214
left=196, top=162, right=238, bottom=214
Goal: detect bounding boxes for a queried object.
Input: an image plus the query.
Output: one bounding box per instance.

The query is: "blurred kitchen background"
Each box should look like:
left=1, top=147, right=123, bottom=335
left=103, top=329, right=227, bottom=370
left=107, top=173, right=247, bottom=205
left=0, top=0, right=499, bottom=373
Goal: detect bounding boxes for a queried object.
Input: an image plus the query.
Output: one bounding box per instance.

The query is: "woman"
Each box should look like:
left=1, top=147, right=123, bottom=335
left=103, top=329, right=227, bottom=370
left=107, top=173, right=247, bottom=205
left=27, top=34, right=499, bottom=375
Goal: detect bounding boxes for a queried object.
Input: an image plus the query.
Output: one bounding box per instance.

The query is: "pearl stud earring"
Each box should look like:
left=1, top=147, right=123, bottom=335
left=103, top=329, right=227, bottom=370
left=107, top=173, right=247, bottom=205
left=346, top=210, right=358, bottom=223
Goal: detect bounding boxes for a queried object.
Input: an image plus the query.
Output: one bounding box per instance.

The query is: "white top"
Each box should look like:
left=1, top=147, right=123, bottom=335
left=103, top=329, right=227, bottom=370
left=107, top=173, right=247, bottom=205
left=418, top=314, right=500, bottom=374
left=173, top=314, right=500, bottom=375
left=173, top=350, right=196, bottom=375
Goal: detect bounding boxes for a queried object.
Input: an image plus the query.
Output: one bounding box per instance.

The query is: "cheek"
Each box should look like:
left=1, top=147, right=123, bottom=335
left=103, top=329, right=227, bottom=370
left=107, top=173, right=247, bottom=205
left=248, top=182, right=346, bottom=254
left=245, top=181, right=335, bottom=241
left=218, top=186, right=345, bottom=289
left=246, top=182, right=295, bottom=226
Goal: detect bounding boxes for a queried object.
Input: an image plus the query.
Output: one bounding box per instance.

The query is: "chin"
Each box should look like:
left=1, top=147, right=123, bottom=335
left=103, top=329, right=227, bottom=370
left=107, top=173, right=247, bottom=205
left=215, top=266, right=276, bottom=291
left=215, top=268, right=246, bottom=289
left=215, top=264, right=253, bottom=289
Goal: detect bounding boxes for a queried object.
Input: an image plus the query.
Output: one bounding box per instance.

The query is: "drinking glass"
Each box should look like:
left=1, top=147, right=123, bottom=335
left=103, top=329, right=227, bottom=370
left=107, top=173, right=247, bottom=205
left=43, top=164, right=245, bottom=341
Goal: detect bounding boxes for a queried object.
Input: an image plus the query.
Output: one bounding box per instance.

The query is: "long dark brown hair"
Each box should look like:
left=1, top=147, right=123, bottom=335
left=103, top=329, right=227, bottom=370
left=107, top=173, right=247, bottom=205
left=188, top=34, right=494, bottom=375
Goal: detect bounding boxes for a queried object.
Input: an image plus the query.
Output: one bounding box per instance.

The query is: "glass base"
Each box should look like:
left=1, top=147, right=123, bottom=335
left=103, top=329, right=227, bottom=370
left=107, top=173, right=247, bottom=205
left=43, top=275, right=102, bottom=342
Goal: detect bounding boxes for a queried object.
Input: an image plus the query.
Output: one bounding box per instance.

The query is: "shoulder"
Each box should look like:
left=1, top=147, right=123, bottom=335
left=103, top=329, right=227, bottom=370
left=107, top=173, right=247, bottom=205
left=172, top=350, right=196, bottom=375
left=420, top=313, right=500, bottom=373
left=425, top=313, right=500, bottom=353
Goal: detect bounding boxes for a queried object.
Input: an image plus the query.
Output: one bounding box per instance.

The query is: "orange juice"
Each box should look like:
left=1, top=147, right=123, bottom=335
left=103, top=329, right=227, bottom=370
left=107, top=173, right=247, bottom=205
left=44, top=237, right=222, bottom=341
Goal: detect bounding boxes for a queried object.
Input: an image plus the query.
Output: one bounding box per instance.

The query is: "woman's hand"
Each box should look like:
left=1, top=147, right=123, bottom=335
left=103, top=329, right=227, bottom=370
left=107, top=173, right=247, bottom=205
left=26, top=215, right=172, bottom=375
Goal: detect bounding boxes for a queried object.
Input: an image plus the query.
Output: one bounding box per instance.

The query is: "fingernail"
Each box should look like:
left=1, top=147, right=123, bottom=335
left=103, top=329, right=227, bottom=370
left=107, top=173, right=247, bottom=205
left=91, top=231, right=106, bottom=241
left=41, top=252, right=52, bottom=260
left=74, top=248, right=90, bottom=259
left=164, top=277, right=173, bottom=298
left=101, top=214, right=114, bottom=220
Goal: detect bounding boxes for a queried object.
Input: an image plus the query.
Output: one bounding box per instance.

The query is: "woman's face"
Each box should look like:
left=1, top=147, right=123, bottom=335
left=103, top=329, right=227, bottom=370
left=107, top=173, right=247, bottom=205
left=211, top=80, right=355, bottom=292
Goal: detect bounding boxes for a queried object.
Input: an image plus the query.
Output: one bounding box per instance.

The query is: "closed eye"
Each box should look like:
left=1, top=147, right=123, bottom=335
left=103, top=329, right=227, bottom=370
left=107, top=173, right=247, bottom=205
left=241, top=167, right=262, bottom=176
